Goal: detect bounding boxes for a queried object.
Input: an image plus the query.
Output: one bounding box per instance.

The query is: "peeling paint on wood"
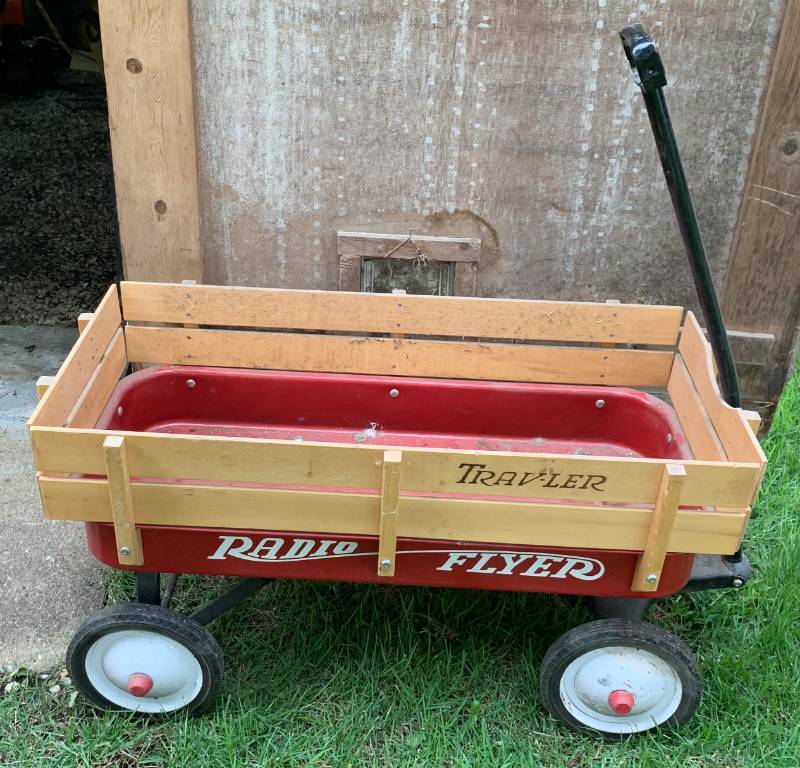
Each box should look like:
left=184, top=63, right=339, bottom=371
left=191, top=0, right=782, bottom=310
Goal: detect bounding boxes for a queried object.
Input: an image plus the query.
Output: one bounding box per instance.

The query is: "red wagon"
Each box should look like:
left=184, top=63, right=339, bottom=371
left=28, top=26, right=766, bottom=736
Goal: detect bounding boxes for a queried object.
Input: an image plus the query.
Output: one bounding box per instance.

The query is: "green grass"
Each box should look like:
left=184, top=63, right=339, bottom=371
left=3, top=373, right=800, bottom=768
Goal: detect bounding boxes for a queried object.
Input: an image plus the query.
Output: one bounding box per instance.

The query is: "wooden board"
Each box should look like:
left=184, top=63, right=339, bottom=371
left=103, top=435, right=143, bottom=566
left=679, top=313, right=766, bottom=466
left=338, top=231, right=481, bottom=262
left=723, top=0, right=800, bottom=404
left=28, top=286, right=122, bottom=428
left=38, top=475, right=749, bottom=556
left=377, top=450, right=402, bottom=576
left=124, top=325, right=675, bottom=388
left=668, top=356, right=726, bottom=461
left=120, top=281, right=684, bottom=345
left=97, top=0, right=202, bottom=282
left=29, top=426, right=761, bottom=508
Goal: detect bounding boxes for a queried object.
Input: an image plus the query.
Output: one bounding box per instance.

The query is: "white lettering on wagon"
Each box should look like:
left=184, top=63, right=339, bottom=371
left=435, top=551, right=605, bottom=580
left=208, top=536, right=605, bottom=581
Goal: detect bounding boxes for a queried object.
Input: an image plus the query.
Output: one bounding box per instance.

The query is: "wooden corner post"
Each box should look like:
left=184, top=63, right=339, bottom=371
left=103, top=435, right=144, bottom=566
left=377, top=450, right=402, bottom=577
left=97, top=0, right=203, bottom=283
left=632, top=463, right=687, bottom=592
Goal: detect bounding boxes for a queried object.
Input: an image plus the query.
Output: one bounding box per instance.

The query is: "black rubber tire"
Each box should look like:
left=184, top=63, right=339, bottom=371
left=539, top=619, right=702, bottom=738
left=67, top=603, right=224, bottom=714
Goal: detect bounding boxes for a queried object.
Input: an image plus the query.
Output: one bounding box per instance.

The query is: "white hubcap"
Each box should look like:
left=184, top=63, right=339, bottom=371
left=560, top=645, right=682, bottom=733
left=85, top=630, right=203, bottom=713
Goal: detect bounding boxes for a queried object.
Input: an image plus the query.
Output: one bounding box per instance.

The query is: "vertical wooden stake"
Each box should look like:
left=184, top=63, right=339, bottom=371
left=632, top=463, right=686, bottom=592
left=103, top=435, right=144, bottom=566
left=36, top=376, right=55, bottom=400
left=377, top=450, right=402, bottom=577
left=77, top=312, right=94, bottom=335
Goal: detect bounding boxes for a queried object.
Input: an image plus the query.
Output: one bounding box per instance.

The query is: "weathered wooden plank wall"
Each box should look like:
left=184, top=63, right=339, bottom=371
left=191, top=0, right=782, bottom=314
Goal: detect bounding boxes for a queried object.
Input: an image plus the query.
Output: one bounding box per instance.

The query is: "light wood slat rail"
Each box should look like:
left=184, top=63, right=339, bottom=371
left=377, top=450, right=402, bottom=577
left=120, top=281, right=684, bottom=345
left=103, top=435, right=143, bottom=566
left=29, top=427, right=761, bottom=509
left=124, top=326, right=674, bottom=388
left=38, top=475, right=749, bottom=556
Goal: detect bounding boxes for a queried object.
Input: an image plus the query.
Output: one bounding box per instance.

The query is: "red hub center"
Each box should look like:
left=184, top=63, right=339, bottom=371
left=127, top=672, right=154, bottom=697
left=608, top=689, right=635, bottom=715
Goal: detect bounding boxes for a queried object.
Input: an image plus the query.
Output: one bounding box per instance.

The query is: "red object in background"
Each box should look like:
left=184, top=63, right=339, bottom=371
left=87, top=366, right=695, bottom=599
left=0, top=0, right=25, bottom=29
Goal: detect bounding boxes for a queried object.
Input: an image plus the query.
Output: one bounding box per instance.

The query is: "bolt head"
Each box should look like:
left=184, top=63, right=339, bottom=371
left=119, top=546, right=131, bottom=556
left=645, top=573, right=658, bottom=584
left=666, top=433, right=674, bottom=444
left=380, top=558, right=392, bottom=570
left=732, top=577, right=744, bottom=588
left=116, top=406, right=123, bottom=417
left=186, top=379, right=196, bottom=389
left=389, top=388, right=400, bottom=398
left=595, top=399, right=605, bottom=409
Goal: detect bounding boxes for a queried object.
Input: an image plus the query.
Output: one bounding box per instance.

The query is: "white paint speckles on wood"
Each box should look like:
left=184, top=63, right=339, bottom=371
left=191, top=0, right=782, bottom=309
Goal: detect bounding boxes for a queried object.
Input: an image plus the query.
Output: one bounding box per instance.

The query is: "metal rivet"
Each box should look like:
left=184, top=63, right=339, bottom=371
left=595, top=399, right=605, bottom=409
left=119, top=546, right=131, bottom=556
left=645, top=573, right=658, bottom=584
left=116, top=406, right=123, bottom=417
left=186, top=379, right=196, bottom=389
left=294, top=436, right=304, bottom=442
left=380, top=559, right=392, bottom=570
left=732, top=578, right=744, bottom=588
left=389, top=388, right=400, bottom=398
left=666, top=433, right=674, bottom=444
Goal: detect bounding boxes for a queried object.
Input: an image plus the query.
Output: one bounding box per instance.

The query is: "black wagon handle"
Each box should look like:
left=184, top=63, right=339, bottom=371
left=619, top=23, right=741, bottom=409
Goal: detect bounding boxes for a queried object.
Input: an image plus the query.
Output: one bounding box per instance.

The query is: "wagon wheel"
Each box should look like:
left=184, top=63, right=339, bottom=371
left=539, top=619, right=702, bottom=738
left=67, top=603, right=223, bottom=714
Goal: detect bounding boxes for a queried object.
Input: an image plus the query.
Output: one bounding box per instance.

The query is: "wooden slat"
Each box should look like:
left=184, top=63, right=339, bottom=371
left=631, top=464, right=686, bottom=592
left=28, top=286, right=122, bottom=428
left=38, top=475, right=749, bottom=556
left=103, top=435, right=143, bottom=566
left=377, top=450, right=402, bottom=577
left=338, top=231, right=481, bottom=263
left=77, top=313, right=94, bottom=335
left=743, top=409, right=762, bottom=437
left=120, top=281, right=684, bottom=345
left=98, top=0, right=203, bottom=282
left=30, top=427, right=761, bottom=508
left=66, top=328, right=128, bottom=429
left=124, top=325, right=674, bottom=388
left=668, top=356, right=725, bottom=461
left=679, top=312, right=766, bottom=469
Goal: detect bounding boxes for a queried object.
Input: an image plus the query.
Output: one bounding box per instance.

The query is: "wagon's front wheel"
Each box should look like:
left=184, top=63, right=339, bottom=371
left=539, top=619, right=702, bottom=738
left=67, top=603, right=223, bottom=714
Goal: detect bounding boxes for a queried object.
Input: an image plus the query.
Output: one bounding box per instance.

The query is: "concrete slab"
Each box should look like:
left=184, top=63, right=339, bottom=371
left=0, top=326, right=105, bottom=672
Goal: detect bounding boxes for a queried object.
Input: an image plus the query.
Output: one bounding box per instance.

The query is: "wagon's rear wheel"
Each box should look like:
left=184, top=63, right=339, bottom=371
left=67, top=603, right=223, bottom=714
left=539, top=619, right=701, bottom=738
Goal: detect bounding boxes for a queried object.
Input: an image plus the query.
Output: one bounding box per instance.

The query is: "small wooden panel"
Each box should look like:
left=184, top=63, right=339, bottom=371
left=102, top=435, right=143, bottom=566
left=743, top=409, right=762, bottom=437
left=30, top=427, right=761, bottom=509
left=124, top=326, right=674, bottom=388
left=120, top=281, right=684, bottom=345
left=631, top=464, right=686, bottom=591
left=338, top=231, right=481, bottom=263
left=679, top=313, right=766, bottom=469
left=36, top=376, right=55, bottom=401
left=67, top=328, right=128, bottom=429
left=98, top=0, right=203, bottom=282
left=377, top=450, right=402, bottom=577
left=38, top=475, right=749, bottom=556
left=668, top=356, right=725, bottom=461
left=28, top=286, right=122, bottom=428
left=77, top=313, right=94, bottom=335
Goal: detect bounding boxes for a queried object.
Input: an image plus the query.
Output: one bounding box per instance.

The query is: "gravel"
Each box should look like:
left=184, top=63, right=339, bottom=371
left=0, top=68, right=118, bottom=325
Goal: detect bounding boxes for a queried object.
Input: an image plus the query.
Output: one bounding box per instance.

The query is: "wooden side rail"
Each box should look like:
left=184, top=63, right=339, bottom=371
left=120, top=281, right=684, bottom=346
left=103, top=435, right=143, bottom=566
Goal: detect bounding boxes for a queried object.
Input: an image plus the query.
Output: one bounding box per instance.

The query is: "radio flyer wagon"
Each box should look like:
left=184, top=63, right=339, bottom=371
left=28, top=27, right=765, bottom=736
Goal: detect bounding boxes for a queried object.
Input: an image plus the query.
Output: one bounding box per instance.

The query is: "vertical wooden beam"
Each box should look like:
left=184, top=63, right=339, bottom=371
left=77, top=312, right=94, bottom=335
left=98, top=0, right=203, bottom=283
left=103, top=435, right=144, bottom=566
left=377, top=450, right=402, bottom=577
left=723, top=0, right=800, bottom=406
left=631, top=464, right=686, bottom=592
left=35, top=376, right=55, bottom=400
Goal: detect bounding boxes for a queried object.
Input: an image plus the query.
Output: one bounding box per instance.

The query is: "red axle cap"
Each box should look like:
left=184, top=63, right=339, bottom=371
left=127, top=672, right=154, bottom=697
left=608, top=689, right=635, bottom=715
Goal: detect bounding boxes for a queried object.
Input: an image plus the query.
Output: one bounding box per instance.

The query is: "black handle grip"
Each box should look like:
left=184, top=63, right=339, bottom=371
left=619, top=24, right=667, bottom=92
